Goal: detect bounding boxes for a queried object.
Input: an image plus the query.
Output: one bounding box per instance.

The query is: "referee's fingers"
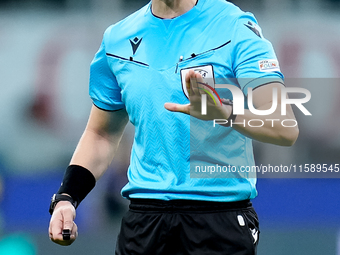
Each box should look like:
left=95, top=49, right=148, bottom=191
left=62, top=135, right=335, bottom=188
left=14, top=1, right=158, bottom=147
left=185, top=70, right=197, bottom=96
left=61, top=222, right=78, bottom=244
left=49, top=202, right=77, bottom=246
left=50, top=222, right=77, bottom=246
left=49, top=210, right=63, bottom=241
left=62, top=207, right=75, bottom=232
left=164, top=103, right=190, bottom=115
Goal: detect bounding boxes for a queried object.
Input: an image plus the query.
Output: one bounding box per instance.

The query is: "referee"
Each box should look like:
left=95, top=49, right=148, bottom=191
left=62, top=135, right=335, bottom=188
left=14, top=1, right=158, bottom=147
left=48, top=0, right=299, bottom=254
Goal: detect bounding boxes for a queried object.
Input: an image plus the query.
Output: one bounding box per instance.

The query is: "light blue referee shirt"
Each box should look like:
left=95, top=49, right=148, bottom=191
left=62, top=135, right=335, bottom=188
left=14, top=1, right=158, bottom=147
left=89, top=0, right=284, bottom=202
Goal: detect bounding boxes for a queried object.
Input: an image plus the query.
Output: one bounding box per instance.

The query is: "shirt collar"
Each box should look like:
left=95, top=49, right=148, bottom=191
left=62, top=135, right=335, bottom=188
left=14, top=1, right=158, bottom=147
left=145, top=0, right=206, bottom=27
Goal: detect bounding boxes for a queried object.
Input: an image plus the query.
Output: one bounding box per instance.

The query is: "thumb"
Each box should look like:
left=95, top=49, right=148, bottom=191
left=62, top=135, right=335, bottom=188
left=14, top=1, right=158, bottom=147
left=164, top=103, right=190, bottom=114
left=62, top=207, right=75, bottom=232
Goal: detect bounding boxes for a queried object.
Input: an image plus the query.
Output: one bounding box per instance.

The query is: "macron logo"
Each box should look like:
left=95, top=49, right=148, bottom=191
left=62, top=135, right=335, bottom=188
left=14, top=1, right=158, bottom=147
left=129, top=37, right=143, bottom=55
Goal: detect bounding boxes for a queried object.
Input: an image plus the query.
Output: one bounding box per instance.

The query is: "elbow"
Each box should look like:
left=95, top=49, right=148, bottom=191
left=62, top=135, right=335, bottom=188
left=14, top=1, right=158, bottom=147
left=279, top=125, right=299, bottom=147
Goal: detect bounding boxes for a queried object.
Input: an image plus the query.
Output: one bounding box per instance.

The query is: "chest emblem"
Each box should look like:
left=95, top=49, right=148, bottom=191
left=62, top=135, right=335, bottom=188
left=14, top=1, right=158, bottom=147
left=180, top=65, right=215, bottom=99
left=129, top=37, right=143, bottom=55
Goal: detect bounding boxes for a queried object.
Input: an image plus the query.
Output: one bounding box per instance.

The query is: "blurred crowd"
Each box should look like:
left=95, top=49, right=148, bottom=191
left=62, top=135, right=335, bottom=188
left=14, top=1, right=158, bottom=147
left=0, top=0, right=340, bottom=254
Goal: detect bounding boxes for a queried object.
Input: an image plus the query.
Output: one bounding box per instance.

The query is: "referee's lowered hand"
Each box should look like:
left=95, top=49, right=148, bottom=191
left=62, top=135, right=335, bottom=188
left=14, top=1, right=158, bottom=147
left=164, top=70, right=232, bottom=120
left=49, top=201, right=78, bottom=246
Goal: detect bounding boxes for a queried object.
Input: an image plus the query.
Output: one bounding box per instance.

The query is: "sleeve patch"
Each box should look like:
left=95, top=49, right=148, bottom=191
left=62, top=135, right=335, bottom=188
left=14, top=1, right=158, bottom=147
left=258, top=59, right=281, bottom=72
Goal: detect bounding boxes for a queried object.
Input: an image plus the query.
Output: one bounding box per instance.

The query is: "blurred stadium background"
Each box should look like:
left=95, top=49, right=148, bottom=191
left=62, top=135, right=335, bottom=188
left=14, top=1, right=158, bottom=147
left=0, top=0, right=340, bottom=254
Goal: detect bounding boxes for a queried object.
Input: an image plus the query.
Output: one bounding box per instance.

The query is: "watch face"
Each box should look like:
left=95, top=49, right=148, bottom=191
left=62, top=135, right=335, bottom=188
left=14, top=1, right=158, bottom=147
left=49, top=199, right=57, bottom=215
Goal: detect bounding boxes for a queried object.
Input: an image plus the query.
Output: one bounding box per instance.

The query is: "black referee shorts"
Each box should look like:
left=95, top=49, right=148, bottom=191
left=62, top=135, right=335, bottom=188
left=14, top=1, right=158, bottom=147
left=115, top=199, right=259, bottom=255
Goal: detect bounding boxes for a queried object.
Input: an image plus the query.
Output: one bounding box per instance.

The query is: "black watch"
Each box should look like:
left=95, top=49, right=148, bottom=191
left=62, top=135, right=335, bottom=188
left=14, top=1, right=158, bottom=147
left=49, top=194, right=78, bottom=215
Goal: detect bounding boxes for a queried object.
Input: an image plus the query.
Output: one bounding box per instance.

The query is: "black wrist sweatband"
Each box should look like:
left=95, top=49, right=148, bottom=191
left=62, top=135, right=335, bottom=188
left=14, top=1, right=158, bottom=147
left=57, top=165, right=96, bottom=208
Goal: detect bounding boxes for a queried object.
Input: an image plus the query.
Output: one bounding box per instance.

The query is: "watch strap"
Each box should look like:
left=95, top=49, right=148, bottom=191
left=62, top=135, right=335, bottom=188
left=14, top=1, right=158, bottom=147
left=49, top=194, right=77, bottom=215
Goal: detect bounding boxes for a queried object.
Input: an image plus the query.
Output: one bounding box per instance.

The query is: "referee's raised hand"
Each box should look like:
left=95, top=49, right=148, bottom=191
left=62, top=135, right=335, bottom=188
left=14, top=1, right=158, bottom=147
left=164, top=70, right=232, bottom=121
left=49, top=201, right=78, bottom=246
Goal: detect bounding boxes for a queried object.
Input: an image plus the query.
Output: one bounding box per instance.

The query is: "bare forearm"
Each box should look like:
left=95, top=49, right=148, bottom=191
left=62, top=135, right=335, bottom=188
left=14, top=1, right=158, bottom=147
left=232, top=109, right=299, bottom=146
left=69, top=106, right=129, bottom=180
left=70, top=129, right=120, bottom=180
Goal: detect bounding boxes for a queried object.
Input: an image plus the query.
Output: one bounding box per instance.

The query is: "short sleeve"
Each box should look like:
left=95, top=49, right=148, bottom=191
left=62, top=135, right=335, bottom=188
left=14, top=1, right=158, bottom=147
left=89, top=38, right=125, bottom=111
left=231, top=13, right=284, bottom=96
